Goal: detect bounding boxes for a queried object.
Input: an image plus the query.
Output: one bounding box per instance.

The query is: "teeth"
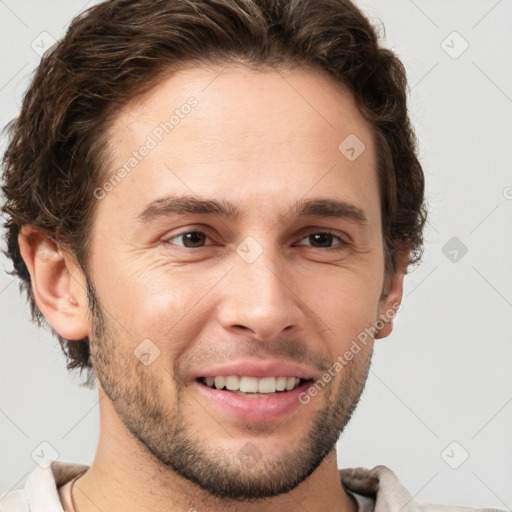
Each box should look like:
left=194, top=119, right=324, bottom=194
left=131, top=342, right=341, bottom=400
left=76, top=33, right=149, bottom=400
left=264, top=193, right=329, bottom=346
left=240, top=376, right=258, bottom=393
left=225, top=375, right=239, bottom=391
left=204, top=376, right=302, bottom=393
left=258, top=377, right=276, bottom=393
left=276, top=376, right=287, bottom=391
left=286, top=377, right=296, bottom=391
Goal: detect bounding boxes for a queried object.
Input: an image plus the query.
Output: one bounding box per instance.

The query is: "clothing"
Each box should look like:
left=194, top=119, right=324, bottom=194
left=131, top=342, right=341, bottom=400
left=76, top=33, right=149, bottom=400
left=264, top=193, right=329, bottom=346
left=0, top=459, right=502, bottom=511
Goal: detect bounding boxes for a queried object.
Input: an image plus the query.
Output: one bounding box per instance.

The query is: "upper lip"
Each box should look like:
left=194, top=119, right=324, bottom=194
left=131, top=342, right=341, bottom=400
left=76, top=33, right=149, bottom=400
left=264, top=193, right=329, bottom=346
left=190, top=360, right=317, bottom=381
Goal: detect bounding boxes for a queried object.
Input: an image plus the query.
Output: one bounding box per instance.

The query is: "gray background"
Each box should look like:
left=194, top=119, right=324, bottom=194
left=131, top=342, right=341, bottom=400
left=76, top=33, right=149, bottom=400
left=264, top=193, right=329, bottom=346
left=1, top=0, right=511, bottom=509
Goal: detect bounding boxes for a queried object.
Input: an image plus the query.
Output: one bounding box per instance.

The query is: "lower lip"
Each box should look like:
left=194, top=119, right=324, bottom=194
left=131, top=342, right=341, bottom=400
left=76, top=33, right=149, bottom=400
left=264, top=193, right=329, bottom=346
left=192, top=380, right=312, bottom=422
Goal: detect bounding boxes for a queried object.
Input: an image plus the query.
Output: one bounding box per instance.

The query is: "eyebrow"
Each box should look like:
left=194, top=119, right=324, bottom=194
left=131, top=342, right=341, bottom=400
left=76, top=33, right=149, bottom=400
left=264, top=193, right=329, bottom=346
left=136, top=194, right=370, bottom=228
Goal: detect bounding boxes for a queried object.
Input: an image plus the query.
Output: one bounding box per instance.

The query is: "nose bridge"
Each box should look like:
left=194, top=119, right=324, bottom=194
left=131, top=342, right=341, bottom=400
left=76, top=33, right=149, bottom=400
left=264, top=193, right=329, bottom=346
left=218, top=240, right=302, bottom=340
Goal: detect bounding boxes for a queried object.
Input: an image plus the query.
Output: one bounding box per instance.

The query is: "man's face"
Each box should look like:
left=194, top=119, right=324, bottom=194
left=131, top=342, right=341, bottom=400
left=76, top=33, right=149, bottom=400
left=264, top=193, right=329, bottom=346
left=83, top=64, right=397, bottom=500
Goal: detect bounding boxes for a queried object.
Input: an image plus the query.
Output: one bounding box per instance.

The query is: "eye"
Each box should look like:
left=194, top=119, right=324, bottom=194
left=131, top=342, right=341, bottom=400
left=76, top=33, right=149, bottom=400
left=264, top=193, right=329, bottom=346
left=164, top=230, right=214, bottom=248
left=162, top=229, right=348, bottom=251
left=296, top=231, right=348, bottom=250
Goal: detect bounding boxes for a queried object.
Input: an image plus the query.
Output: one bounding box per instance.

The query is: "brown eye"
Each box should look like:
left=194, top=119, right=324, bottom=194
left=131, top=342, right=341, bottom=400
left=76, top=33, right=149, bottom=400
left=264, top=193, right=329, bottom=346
left=297, top=231, right=347, bottom=249
left=166, top=230, right=211, bottom=248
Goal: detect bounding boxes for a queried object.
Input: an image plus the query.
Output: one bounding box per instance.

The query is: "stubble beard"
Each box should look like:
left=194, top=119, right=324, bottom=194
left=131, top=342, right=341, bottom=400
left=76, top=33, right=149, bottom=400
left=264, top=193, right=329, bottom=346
left=86, top=283, right=373, bottom=502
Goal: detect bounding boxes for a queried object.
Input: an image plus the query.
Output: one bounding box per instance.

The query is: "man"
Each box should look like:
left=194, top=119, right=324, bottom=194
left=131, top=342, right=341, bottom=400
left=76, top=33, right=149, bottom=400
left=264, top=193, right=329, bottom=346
left=0, top=0, right=501, bottom=511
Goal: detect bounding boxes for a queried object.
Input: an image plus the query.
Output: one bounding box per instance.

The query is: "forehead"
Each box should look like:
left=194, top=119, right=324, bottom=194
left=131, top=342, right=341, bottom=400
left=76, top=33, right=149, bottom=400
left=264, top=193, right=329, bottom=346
left=112, top=63, right=372, bottom=153
left=99, top=63, right=379, bottom=227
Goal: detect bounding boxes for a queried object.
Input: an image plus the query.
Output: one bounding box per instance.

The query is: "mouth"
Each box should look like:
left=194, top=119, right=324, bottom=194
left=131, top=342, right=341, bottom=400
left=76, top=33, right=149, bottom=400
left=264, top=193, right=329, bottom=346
left=196, top=375, right=311, bottom=396
left=192, top=374, right=315, bottom=422
left=189, top=360, right=318, bottom=422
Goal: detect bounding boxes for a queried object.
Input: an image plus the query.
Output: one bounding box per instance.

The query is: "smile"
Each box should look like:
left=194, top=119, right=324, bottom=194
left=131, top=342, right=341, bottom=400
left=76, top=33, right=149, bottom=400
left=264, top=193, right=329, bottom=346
left=193, top=376, right=314, bottom=422
left=197, top=375, right=306, bottom=395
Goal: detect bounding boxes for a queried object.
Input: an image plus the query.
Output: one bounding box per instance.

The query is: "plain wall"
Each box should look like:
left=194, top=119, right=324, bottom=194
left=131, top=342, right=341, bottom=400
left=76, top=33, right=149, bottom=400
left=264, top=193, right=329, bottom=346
left=1, top=0, right=511, bottom=509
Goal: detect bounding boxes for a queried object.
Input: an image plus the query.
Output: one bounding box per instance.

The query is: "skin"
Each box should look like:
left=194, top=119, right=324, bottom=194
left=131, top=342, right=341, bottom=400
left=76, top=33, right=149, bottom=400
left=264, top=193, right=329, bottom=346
left=19, top=63, right=407, bottom=512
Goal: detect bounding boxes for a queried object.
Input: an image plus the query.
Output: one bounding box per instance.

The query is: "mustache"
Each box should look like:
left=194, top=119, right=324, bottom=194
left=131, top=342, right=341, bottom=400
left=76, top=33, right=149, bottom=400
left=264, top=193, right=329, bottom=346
left=174, top=337, right=333, bottom=377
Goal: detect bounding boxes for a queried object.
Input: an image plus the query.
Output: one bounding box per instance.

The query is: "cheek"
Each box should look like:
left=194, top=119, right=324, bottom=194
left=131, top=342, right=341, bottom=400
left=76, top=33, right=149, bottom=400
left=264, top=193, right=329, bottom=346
left=98, top=262, right=221, bottom=361
left=94, top=237, right=385, bottom=363
left=311, top=270, right=383, bottom=353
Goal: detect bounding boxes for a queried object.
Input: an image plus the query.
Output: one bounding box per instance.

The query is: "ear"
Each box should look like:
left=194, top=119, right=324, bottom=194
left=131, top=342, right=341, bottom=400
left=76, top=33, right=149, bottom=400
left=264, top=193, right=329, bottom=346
left=375, top=250, right=409, bottom=340
left=18, top=226, right=89, bottom=340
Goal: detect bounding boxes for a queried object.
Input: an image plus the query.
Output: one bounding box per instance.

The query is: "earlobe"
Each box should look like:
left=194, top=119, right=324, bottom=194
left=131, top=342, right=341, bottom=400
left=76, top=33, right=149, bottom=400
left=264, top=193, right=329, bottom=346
left=375, top=250, right=409, bottom=340
left=18, top=226, right=89, bottom=340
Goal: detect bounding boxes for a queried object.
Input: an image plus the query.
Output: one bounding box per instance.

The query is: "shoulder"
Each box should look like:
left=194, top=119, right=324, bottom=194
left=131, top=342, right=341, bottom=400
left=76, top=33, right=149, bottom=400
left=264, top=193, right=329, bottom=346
left=0, top=489, right=28, bottom=512
left=0, top=459, right=89, bottom=512
left=339, top=465, right=504, bottom=512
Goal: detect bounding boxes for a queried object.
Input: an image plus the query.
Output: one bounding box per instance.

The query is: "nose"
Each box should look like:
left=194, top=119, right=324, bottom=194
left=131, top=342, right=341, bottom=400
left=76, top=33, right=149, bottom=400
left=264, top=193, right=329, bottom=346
left=216, top=248, right=304, bottom=342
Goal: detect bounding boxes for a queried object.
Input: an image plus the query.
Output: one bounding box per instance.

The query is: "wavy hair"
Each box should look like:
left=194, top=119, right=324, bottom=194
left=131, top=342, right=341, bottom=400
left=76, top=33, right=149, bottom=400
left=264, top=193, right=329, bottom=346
left=1, top=0, right=427, bottom=379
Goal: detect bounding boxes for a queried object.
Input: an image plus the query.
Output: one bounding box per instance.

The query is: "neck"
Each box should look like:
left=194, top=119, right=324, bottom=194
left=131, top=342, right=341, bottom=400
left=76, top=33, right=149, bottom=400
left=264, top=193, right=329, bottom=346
left=71, top=389, right=356, bottom=512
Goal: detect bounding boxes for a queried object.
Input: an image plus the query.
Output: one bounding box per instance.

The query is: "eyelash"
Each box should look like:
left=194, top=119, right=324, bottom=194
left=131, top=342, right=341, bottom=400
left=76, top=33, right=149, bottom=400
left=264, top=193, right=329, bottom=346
left=163, top=229, right=349, bottom=251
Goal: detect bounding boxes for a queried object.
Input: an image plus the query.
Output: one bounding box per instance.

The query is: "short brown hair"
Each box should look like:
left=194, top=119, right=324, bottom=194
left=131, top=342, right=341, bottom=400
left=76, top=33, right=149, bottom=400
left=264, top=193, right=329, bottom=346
left=1, top=0, right=427, bottom=379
